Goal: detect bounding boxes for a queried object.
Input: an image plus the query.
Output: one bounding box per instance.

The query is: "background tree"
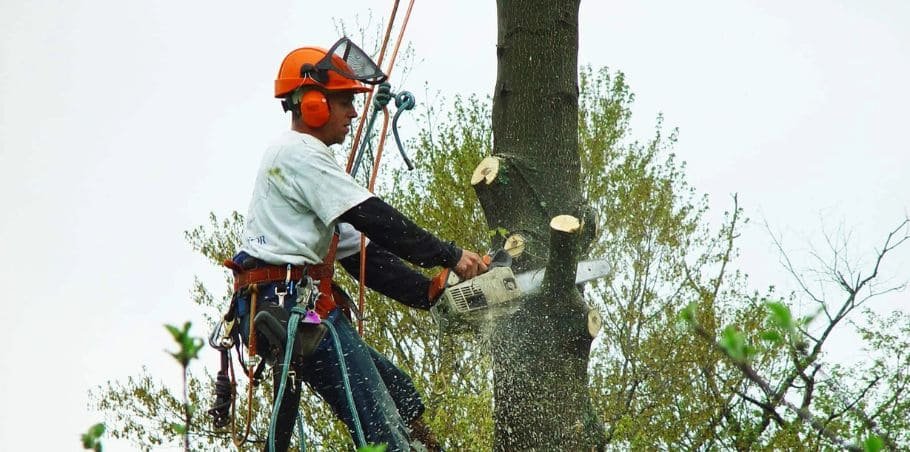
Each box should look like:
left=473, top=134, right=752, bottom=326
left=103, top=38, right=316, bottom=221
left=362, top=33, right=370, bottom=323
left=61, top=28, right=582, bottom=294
left=680, top=219, right=910, bottom=451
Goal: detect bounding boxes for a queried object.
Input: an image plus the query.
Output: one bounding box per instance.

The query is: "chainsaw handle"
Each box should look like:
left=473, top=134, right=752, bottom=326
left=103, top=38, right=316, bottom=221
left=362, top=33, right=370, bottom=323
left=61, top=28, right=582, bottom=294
left=428, top=269, right=450, bottom=303
left=428, top=254, right=496, bottom=302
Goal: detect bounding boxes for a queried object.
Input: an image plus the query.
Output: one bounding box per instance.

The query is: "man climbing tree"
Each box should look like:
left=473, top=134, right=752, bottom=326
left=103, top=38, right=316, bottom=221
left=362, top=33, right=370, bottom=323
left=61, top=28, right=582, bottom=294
left=221, top=38, right=487, bottom=451
left=473, top=0, right=606, bottom=449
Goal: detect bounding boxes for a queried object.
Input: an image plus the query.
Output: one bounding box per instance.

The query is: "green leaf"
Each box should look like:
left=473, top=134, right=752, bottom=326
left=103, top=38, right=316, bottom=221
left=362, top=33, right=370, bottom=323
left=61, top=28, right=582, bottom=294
left=164, top=322, right=203, bottom=367
left=89, top=423, right=105, bottom=437
left=358, top=445, right=388, bottom=452
left=766, top=301, right=793, bottom=330
left=165, top=324, right=182, bottom=340
left=863, top=435, right=884, bottom=452
left=171, top=423, right=187, bottom=435
left=759, top=330, right=783, bottom=344
left=81, top=423, right=105, bottom=451
left=720, top=326, right=751, bottom=362
left=678, top=302, right=697, bottom=325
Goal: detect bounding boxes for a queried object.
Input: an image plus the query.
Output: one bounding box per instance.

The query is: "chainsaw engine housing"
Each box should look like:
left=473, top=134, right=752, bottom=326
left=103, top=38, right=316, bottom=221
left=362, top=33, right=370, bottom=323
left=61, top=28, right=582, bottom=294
left=431, top=266, right=523, bottom=332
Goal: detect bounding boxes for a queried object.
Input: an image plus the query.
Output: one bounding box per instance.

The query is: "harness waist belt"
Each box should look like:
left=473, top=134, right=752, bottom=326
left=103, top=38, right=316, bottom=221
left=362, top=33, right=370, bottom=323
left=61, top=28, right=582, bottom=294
left=232, top=265, right=307, bottom=291
left=227, top=261, right=339, bottom=317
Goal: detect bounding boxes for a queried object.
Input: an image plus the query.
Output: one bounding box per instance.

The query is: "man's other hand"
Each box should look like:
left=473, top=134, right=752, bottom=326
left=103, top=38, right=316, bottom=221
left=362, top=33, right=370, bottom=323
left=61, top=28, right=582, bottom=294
left=454, top=250, right=488, bottom=280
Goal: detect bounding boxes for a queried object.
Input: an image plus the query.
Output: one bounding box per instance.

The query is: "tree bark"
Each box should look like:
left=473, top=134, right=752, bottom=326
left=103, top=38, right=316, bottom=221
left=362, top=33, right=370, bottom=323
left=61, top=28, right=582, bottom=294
left=473, top=0, right=605, bottom=449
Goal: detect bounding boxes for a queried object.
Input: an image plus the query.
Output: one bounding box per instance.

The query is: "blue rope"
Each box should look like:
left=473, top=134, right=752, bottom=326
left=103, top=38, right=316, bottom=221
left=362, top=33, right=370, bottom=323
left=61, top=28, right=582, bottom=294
left=350, top=107, right=382, bottom=179
left=324, top=318, right=367, bottom=447
left=268, top=307, right=307, bottom=452
left=351, top=86, right=417, bottom=178
left=266, top=310, right=367, bottom=451
left=391, top=91, right=416, bottom=171
left=296, top=410, right=306, bottom=450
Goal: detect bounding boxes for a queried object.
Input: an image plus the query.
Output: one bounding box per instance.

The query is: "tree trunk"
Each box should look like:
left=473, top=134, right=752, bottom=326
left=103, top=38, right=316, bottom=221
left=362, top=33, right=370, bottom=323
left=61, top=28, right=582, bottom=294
left=472, top=0, right=605, bottom=449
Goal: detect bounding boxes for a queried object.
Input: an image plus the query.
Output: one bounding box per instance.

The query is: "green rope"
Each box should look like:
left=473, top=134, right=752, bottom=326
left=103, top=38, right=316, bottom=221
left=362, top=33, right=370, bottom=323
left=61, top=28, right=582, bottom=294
left=267, top=309, right=366, bottom=451
left=324, top=318, right=367, bottom=447
left=268, top=306, right=308, bottom=452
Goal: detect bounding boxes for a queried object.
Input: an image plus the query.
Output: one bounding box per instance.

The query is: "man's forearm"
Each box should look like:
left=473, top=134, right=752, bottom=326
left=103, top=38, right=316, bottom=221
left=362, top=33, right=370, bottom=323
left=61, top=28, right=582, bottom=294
left=338, top=242, right=433, bottom=310
left=338, top=197, right=461, bottom=269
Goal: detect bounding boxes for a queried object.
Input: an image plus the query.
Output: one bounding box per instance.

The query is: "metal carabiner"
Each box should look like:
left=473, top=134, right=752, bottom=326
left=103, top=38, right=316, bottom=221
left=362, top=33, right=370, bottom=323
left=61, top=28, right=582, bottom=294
left=208, top=319, right=235, bottom=350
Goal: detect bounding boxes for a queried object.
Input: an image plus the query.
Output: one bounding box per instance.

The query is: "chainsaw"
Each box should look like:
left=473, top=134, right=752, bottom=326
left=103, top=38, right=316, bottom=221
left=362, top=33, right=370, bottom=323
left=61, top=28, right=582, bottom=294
left=430, top=249, right=611, bottom=332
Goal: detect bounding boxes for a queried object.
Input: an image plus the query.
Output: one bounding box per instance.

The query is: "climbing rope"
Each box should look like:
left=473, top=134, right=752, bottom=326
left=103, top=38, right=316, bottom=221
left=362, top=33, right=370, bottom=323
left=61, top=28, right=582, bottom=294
left=268, top=306, right=307, bottom=452
left=391, top=91, right=416, bottom=170
left=269, top=308, right=367, bottom=451
left=324, top=319, right=368, bottom=447
left=345, top=0, right=402, bottom=174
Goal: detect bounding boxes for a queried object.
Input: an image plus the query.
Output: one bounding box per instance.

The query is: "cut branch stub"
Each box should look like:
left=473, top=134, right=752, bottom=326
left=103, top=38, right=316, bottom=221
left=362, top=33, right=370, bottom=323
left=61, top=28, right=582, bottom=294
left=543, top=214, right=582, bottom=294
left=471, top=156, right=501, bottom=186
left=586, top=307, right=602, bottom=338
left=550, top=214, right=581, bottom=233
left=504, top=233, right=526, bottom=258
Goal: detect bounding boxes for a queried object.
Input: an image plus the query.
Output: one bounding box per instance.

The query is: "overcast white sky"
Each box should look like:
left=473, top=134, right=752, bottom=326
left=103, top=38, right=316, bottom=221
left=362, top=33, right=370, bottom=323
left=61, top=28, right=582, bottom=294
left=1, top=0, right=908, bottom=450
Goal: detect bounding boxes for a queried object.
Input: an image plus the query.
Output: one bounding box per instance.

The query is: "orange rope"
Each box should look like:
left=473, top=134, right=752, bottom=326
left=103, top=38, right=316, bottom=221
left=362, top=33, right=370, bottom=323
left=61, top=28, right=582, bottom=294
left=384, top=0, right=416, bottom=80
left=231, top=285, right=258, bottom=447
left=357, top=109, right=393, bottom=334
left=345, top=0, right=401, bottom=173
left=368, top=110, right=392, bottom=192
left=346, top=0, right=416, bottom=335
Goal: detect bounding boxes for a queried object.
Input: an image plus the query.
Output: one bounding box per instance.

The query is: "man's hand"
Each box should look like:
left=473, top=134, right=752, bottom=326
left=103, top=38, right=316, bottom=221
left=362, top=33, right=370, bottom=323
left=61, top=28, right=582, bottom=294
left=427, top=250, right=489, bottom=304
left=454, top=249, right=488, bottom=280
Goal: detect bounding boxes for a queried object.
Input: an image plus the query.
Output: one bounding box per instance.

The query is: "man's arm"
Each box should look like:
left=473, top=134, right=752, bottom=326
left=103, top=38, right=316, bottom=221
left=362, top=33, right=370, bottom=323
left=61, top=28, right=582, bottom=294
left=338, top=242, right=433, bottom=310
left=337, top=197, right=487, bottom=278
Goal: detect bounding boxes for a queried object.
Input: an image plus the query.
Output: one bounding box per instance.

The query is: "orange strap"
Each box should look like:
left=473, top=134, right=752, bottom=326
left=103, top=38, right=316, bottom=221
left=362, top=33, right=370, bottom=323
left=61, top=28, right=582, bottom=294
left=313, top=233, right=340, bottom=318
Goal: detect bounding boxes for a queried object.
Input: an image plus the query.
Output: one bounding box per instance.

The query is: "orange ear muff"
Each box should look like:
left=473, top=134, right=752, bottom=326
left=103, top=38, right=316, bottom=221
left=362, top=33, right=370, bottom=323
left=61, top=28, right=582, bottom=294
left=300, top=90, right=330, bottom=128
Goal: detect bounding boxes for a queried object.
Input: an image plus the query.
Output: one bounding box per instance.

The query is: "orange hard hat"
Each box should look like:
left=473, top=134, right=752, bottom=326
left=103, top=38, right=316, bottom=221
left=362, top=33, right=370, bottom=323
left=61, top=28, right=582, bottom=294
left=275, top=47, right=369, bottom=97
left=275, top=39, right=385, bottom=98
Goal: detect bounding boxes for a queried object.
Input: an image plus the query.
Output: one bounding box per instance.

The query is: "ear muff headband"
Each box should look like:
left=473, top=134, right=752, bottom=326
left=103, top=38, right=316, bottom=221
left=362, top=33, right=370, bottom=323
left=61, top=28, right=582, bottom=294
left=300, top=90, right=330, bottom=128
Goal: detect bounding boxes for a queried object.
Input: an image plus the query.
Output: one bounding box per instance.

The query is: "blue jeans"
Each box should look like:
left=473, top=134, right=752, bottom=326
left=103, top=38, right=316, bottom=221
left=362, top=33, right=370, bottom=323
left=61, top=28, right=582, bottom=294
left=236, top=280, right=423, bottom=451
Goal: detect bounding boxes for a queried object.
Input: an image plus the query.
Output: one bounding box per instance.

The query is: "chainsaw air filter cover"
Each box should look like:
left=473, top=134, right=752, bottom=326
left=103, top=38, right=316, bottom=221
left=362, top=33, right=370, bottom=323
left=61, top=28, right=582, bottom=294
left=431, top=266, right=523, bottom=333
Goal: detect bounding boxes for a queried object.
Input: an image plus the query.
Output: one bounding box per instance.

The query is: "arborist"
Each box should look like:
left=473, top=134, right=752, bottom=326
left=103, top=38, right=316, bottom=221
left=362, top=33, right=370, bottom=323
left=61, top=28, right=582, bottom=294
left=225, top=38, right=488, bottom=451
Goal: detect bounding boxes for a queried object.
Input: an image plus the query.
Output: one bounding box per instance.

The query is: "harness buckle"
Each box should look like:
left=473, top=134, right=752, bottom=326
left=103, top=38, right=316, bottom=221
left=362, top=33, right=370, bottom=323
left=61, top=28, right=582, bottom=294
left=274, top=264, right=293, bottom=304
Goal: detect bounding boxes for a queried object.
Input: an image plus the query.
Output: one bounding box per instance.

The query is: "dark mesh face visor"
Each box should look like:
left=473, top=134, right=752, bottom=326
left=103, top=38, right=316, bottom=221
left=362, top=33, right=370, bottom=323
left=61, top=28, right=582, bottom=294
left=314, top=37, right=387, bottom=85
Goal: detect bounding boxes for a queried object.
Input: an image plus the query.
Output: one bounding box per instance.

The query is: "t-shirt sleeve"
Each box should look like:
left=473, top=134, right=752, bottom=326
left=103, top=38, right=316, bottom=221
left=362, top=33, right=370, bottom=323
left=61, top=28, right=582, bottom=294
left=280, top=146, right=374, bottom=226
left=336, top=222, right=368, bottom=260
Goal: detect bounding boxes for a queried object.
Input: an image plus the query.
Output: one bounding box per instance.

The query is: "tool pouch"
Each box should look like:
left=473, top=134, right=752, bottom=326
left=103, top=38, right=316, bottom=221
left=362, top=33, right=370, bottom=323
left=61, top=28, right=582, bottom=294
left=253, top=304, right=326, bottom=366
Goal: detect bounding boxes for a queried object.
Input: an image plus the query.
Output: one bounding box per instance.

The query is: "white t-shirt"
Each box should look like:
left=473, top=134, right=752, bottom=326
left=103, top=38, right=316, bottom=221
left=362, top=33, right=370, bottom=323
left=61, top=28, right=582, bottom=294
left=240, top=130, right=373, bottom=265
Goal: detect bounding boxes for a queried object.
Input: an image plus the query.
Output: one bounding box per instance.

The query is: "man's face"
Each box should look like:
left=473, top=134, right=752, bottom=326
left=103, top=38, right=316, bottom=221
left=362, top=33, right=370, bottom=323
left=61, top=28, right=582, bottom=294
left=322, top=91, right=358, bottom=146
